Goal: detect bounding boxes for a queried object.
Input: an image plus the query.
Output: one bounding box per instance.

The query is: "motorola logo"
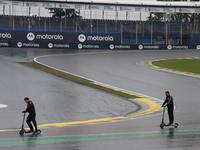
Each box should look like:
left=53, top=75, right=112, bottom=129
left=138, top=45, right=143, bottom=50
left=78, top=44, right=83, bottom=49
left=27, top=32, right=64, bottom=41
left=78, top=34, right=86, bottom=43
left=110, top=44, right=114, bottom=49
left=48, top=43, right=53, bottom=48
left=17, top=42, right=22, bottom=47
left=167, top=45, right=172, bottom=50
left=27, top=33, right=35, bottom=41
left=78, top=34, right=114, bottom=43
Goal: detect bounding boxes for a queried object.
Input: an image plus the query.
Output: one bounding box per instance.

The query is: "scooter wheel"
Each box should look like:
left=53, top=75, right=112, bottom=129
left=38, top=129, right=41, bottom=134
left=160, top=123, right=165, bottom=129
left=174, top=123, right=178, bottom=128
left=19, top=130, right=24, bottom=135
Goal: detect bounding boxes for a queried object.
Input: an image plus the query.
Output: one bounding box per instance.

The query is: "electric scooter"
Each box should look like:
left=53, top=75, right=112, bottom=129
left=19, top=113, right=41, bottom=135
left=160, top=106, right=178, bottom=129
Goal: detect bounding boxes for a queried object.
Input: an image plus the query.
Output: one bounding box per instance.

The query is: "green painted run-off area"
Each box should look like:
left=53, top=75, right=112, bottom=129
left=1, top=130, right=200, bottom=148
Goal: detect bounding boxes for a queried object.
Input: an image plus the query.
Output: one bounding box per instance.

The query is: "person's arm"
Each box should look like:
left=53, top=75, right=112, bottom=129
left=161, top=100, right=167, bottom=107
left=161, top=102, right=166, bottom=107
left=162, top=96, right=172, bottom=107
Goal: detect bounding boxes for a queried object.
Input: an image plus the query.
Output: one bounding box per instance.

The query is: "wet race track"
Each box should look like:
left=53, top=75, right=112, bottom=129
left=1, top=49, right=200, bottom=149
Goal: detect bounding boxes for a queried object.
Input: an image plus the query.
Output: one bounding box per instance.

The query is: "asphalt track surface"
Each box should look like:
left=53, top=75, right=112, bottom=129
left=1, top=49, right=200, bottom=149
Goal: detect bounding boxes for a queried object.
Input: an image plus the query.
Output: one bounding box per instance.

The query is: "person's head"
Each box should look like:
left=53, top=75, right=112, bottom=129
left=24, top=97, right=29, bottom=103
left=165, top=91, right=170, bottom=96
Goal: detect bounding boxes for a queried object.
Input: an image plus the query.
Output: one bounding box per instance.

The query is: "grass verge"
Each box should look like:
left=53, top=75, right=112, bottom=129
left=152, top=59, right=200, bottom=74
left=20, top=62, right=139, bottom=99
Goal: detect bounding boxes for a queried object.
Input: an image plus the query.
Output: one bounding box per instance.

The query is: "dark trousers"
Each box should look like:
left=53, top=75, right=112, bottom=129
left=27, top=113, right=38, bottom=131
left=168, top=107, right=174, bottom=124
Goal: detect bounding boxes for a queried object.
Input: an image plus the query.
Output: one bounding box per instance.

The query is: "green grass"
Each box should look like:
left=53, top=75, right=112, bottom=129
left=20, top=62, right=139, bottom=99
left=153, top=59, right=200, bottom=74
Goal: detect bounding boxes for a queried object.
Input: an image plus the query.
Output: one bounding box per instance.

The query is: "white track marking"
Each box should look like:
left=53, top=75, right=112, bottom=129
left=0, top=104, right=7, bottom=108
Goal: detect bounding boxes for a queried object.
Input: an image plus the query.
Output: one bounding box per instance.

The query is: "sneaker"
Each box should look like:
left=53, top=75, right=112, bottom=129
left=32, top=131, right=38, bottom=135
left=27, top=130, right=34, bottom=133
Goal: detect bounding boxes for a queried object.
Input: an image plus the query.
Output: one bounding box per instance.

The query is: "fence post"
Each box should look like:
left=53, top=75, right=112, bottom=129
left=96, top=20, right=99, bottom=31
left=9, top=5, right=11, bottom=15
left=91, top=23, right=93, bottom=33
left=28, top=7, right=30, bottom=31
left=90, top=8, right=92, bottom=33
left=181, top=22, right=182, bottom=45
left=12, top=6, right=14, bottom=31
left=76, top=20, right=77, bottom=33
left=105, top=22, right=107, bottom=33
left=121, top=22, right=123, bottom=44
left=39, top=7, right=40, bottom=28
left=49, top=18, right=50, bottom=29
left=166, top=23, right=168, bottom=45
left=9, top=6, right=12, bottom=27
left=136, top=23, right=138, bottom=44
left=115, top=11, right=118, bottom=31
left=65, top=8, right=66, bottom=30
left=3, top=5, right=5, bottom=15
left=44, top=18, right=46, bottom=32
left=143, top=22, right=144, bottom=37
left=151, top=22, right=153, bottom=44
left=60, top=19, right=62, bottom=32
left=90, top=7, right=92, bottom=20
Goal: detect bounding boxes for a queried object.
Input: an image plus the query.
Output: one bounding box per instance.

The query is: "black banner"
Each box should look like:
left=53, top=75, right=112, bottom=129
left=0, top=30, right=121, bottom=44
left=0, top=30, right=198, bottom=50
left=0, top=41, right=198, bottom=50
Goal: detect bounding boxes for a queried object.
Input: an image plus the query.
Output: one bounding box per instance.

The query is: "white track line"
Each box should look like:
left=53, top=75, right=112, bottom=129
left=0, top=104, right=7, bottom=108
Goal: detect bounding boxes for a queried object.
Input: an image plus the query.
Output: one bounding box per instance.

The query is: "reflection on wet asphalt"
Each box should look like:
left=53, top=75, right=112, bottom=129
left=1, top=49, right=200, bottom=149
left=2, top=128, right=200, bottom=150
left=0, top=57, right=138, bottom=129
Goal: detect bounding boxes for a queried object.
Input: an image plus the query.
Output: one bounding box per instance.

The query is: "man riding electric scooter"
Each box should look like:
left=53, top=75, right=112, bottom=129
left=161, top=91, right=174, bottom=126
left=22, top=97, right=38, bottom=135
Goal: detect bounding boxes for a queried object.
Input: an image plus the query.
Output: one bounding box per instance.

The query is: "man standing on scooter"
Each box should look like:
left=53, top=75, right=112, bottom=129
left=161, top=91, right=174, bottom=126
left=22, top=97, right=38, bottom=135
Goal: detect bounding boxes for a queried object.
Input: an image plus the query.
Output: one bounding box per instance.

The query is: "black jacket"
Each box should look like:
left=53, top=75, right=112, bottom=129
left=162, top=95, right=174, bottom=109
left=26, top=101, right=36, bottom=114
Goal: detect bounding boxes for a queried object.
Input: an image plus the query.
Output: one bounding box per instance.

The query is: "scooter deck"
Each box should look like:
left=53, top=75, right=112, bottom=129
left=20, top=113, right=41, bottom=136
left=160, top=107, right=178, bottom=129
left=19, top=129, right=41, bottom=135
left=160, top=122, right=178, bottom=129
